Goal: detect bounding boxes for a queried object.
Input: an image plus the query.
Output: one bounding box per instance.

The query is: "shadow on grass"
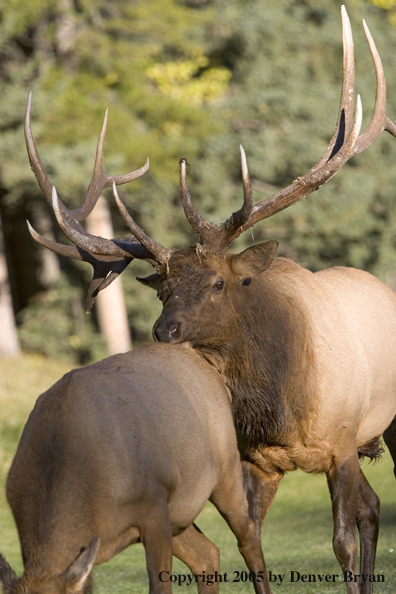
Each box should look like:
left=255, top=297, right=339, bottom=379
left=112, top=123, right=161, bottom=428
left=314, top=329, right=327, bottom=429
left=379, top=503, right=396, bottom=527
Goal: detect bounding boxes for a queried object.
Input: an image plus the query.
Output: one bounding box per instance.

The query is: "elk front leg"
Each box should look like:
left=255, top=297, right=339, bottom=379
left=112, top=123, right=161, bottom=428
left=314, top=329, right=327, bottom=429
left=327, top=454, right=360, bottom=594
left=172, top=524, right=220, bottom=594
left=242, top=460, right=283, bottom=536
left=356, top=469, right=380, bottom=594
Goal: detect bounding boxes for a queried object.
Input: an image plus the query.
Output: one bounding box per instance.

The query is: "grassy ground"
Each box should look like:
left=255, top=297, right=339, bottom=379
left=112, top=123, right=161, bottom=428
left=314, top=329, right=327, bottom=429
left=0, top=354, right=395, bottom=593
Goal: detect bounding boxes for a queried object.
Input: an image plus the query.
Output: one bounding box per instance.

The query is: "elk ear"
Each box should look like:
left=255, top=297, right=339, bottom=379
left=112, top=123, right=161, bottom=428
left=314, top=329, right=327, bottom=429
left=136, top=273, right=163, bottom=292
left=231, top=241, right=278, bottom=279
left=0, top=554, right=18, bottom=593
left=62, top=537, right=100, bottom=591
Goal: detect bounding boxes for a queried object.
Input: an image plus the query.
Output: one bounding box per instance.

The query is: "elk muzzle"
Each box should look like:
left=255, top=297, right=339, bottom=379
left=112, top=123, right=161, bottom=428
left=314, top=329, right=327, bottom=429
left=153, top=316, right=187, bottom=344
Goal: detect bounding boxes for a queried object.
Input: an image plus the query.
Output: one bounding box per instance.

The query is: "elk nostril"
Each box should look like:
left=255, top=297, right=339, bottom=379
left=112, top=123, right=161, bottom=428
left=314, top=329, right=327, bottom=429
left=169, top=325, right=179, bottom=339
left=152, top=320, right=181, bottom=343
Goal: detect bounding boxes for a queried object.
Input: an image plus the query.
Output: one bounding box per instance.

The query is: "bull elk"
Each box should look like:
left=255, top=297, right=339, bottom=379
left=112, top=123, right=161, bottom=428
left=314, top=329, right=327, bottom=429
left=23, top=6, right=396, bottom=594
left=0, top=343, right=268, bottom=594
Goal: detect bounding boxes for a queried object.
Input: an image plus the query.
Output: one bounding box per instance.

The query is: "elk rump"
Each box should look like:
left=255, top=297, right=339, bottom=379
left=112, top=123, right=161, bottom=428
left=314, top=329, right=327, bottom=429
left=0, top=343, right=267, bottom=594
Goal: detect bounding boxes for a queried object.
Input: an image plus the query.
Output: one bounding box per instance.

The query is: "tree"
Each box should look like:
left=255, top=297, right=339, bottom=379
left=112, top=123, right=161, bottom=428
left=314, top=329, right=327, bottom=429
left=0, top=211, right=20, bottom=356
left=86, top=197, right=131, bottom=354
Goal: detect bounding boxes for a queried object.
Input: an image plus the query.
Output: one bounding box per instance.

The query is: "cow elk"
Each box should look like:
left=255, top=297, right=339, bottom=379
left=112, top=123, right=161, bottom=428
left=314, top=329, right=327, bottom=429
left=0, top=344, right=268, bottom=594
left=24, top=6, right=396, bottom=594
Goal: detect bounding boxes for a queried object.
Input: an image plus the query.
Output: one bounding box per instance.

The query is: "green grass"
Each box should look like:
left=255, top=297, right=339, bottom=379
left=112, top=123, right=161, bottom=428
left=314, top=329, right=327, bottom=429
left=1, top=354, right=395, bottom=592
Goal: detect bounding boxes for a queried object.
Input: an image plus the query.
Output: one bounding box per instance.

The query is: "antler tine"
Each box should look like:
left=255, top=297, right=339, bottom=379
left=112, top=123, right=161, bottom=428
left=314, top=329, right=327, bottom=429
left=239, top=145, right=254, bottom=221
left=71, top=109, right=150, bottom=221
left=69, top=108, right=109, bottom=221
left=311, top=5, right=355, bottom=170
left=113, top=181, right=172, bottom=266
left=179, top=158, right=215, bottom=244
left=25, top=92, right=53, bottom=205
left=27, top=219, right=86, bottom=261
left=354, top=19, right=396, bottom=150
left=212, top=145, right=254, bottom=249
left=25, top=92, right=150, bottom=223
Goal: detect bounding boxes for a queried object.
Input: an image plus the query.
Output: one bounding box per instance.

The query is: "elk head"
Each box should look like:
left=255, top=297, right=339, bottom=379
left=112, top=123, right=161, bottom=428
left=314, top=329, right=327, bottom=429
left=0, top=537, right=100, bottom=594
left=27, top=7, right=396, bottom=343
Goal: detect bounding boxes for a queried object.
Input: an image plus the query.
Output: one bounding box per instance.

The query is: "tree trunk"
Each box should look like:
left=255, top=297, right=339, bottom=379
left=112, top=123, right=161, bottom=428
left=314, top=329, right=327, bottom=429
left=0, top=210, right=20, bottom=356
left=86, top=197, right=132, bottom=354
left=31, top=200, right=61, bottom=288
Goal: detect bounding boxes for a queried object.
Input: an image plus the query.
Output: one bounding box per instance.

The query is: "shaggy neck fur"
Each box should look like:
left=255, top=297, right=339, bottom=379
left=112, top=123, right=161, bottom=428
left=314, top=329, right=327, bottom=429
left=197, top=269, right=316, bottom=448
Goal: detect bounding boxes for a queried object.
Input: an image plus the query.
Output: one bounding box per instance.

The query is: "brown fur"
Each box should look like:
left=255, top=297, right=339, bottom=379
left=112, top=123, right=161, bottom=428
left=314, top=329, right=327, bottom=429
left=0, top=344, right=267, bottom=594
left=149, top=246, right=396, bottom=594
left=358, top=438, right=384, bottom=462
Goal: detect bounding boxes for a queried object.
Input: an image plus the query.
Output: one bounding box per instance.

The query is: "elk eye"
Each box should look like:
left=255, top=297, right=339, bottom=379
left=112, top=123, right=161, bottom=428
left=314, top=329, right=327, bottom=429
left=213, top=279, right=225, bottom=291
left=242, top=277, right=251, bottom=286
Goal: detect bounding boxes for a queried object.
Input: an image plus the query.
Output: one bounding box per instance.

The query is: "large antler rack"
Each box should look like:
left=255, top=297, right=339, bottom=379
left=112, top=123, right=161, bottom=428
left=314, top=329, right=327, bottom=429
left=25, top=93, right=172, bottom=311
left=27, top=6, right=396, bottom=308
left=178, top=6, right=396, bottom=257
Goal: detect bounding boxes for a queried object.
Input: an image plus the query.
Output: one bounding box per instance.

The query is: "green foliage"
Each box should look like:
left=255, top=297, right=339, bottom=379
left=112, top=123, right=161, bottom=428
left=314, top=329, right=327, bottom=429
left=0, top=353, right=72, bottom=477
left=17, top=273, right=107, bottom=363
left=0, top=0, right=223, bottom=199
left=147, top=57, right=231, bottom=106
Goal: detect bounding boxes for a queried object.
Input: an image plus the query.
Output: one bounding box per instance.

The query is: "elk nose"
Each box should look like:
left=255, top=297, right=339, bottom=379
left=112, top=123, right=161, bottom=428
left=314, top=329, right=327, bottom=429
left=153, top=320, right=182, bottom=343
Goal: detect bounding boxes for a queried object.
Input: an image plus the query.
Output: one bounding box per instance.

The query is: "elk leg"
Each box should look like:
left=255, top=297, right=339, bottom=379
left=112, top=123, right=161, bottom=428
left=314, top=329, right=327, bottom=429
left=356, top=469, right=380, bottom=594
left=242, top=460, right=283, bottom=535
left=210, top=472, right=272, bottom=594
left=383, top=416, right=396, bottom=479
left=327, top=454, right=360, bottom=594
left=141, top=508, right=173, bottom=594
left=172, top=524, right=220, bottom=594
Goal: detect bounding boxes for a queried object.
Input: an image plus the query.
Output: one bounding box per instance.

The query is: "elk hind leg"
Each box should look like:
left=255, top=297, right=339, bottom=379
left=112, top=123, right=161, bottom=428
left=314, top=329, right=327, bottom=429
left=172, top=524, right=220, bottom=594
left=327, top=454, right=360, bottom=594
left=356, top=468, right=380, bottom=594
left=141, top=505, right=173, bottom=594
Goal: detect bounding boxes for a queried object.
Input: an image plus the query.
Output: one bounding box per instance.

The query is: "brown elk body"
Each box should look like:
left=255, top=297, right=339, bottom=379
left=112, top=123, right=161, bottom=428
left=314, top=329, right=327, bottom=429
left=151, top=252, right=396, bottom=576
left=23, top=8, right=396, bottom=594
left=0, top=343, right=267, bottom=594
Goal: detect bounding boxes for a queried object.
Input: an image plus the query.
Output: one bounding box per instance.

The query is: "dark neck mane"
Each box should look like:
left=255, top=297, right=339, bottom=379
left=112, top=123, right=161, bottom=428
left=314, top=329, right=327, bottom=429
left=197, top=270, right=316, bottom=448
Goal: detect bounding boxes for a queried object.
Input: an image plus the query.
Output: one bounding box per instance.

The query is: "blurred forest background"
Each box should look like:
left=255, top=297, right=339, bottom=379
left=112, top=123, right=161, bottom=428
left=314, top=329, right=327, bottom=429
left=1, top=0, right=396, bottom=363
